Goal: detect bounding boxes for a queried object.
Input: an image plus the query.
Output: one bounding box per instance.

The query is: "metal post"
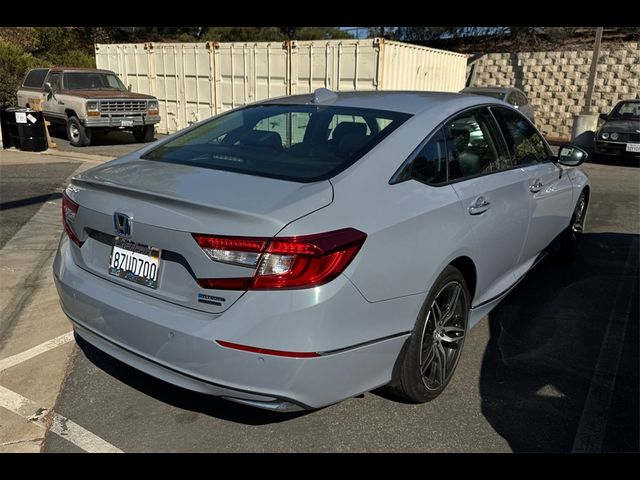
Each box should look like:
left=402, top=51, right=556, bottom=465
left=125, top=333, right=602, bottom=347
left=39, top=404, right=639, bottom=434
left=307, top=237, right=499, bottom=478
left=583, top=27, right=603, bottom=115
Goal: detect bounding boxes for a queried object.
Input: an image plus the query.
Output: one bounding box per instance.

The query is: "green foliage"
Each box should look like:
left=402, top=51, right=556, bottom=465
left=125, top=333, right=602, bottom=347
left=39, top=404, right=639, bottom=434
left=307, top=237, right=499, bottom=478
left=52, top=50, right=96, bottom=69
left=201, top=27, right=353, bottom=43
left=0, top=27, right=40, bottom=52
left=0, top=38, right=44, bottom=108
left=291, top=27, right=352, bottom=40
left=202, top=27, right=285, bottom=43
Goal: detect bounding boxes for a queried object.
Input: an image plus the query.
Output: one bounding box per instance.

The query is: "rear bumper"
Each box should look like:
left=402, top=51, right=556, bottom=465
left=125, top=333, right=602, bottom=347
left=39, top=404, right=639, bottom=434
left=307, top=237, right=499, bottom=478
left=53, top=236, right=412, bottom=410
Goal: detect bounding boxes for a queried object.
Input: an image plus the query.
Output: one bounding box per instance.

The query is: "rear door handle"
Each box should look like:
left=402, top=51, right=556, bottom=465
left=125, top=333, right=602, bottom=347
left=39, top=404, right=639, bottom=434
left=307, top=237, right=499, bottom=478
left=468, top=196, right=491, bottom=215
left=530, top=179, right=544, bottom=193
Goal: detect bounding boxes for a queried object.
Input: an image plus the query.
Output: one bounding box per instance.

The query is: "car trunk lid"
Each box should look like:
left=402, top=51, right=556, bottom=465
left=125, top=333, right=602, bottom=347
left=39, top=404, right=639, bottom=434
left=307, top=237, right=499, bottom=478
left=66, top=159, right=333, bottom=313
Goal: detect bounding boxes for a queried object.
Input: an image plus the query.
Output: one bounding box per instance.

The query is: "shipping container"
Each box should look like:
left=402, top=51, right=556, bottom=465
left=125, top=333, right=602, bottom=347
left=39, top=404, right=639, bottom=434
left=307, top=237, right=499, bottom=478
left=96, top=39, right=467, bottom=134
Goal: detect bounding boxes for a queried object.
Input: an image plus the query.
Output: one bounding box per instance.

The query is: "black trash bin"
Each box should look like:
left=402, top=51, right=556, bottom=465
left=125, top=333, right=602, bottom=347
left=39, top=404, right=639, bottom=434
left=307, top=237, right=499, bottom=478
left=1, top=108, right=47, bottom=152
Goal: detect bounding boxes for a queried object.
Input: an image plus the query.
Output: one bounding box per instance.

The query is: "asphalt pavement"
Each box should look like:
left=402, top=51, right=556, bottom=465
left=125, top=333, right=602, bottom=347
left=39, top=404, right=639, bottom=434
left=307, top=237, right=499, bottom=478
left=48, top=124, right=167, bottom=159
left=0, top=160, right=80, bottom=249
left=38, top=158, right=639, bottom=453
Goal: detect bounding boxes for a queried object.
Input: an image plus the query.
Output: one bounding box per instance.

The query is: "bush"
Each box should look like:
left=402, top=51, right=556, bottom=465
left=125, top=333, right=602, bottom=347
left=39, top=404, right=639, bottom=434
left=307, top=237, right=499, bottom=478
left=50, top=50, right=96, bottom=69
left=0, top=39, right=44, bottom=109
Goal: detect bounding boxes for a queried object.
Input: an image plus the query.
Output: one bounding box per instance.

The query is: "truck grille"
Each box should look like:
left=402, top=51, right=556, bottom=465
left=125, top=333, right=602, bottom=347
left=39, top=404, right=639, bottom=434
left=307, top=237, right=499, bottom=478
left=99, top=100, right=147, bottom=113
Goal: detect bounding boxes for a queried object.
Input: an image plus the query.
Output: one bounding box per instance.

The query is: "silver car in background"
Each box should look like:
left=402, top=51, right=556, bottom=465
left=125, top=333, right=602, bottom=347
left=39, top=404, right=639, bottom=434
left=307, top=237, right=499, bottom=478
left=53, top=90, right=590, bottom=411
left=461, top=86, right=536, bottom=124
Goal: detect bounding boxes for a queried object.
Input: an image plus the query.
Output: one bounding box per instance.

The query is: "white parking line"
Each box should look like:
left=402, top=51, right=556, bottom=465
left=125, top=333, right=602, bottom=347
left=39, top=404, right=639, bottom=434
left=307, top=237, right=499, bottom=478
left=0, top=331, right=74, bottom=373
left=49, top=414, right=123, bottom=453
left=0, top=384, right=43, bottom=419
left=0, top=384, right=122, bottom=453
left=572, top=237, right=638, bottom=452
left=0, top=332, right=123, bottom=452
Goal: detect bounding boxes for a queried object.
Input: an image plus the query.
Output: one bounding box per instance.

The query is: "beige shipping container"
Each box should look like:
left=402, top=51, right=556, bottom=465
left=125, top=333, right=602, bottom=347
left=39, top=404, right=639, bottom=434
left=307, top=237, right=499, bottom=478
left=96, top=39, right=467, bottom=134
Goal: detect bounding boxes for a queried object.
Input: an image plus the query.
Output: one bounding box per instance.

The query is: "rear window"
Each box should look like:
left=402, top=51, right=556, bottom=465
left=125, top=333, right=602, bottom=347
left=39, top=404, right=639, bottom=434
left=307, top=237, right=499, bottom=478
left=142, top=104, right=411, bottom=182
left=23, top=69, right=49, bottom=88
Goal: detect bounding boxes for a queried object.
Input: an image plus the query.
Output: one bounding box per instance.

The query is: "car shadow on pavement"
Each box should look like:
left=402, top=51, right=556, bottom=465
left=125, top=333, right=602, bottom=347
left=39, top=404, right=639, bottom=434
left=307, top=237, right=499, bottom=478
left=0, top=192, right=61, bottom=210
left=74, top=334, right=309, bottom=426
left=479, top=232, right=639, bottom=452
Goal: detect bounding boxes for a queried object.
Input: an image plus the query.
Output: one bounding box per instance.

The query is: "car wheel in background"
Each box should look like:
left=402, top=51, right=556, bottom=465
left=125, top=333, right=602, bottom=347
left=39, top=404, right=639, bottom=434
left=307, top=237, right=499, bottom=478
left=390, top=265, right=470, bottom=403
left=66, top=116, right=92, bottom=147
left=133, top=125, right=155, bottom=143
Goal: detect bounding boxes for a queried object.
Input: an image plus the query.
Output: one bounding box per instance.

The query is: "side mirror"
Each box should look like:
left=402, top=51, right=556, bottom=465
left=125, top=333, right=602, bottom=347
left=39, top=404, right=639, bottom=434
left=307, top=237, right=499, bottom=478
left=557, top=144, right=587, bottom=167
left=127, top=84, right=132, bottom=92
left=599, top=113, right=608, bottom=121
left=44, top=82, right=52, bottom=93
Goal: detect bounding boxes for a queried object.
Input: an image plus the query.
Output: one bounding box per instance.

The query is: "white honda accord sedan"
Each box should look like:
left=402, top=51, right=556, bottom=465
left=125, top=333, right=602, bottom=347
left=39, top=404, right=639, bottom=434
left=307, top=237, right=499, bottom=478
left=53, top=90, right=590, bottom=411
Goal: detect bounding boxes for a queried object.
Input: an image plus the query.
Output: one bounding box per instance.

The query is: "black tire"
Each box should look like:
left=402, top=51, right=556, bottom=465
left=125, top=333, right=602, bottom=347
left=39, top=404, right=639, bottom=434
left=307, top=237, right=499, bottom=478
left=66, top=116, right=91, bottom=147
left=133, top=125, right=155, bottom=143
left=557, top=191, right=587, bottom=262
left=390, top=266, right=470, bottom=403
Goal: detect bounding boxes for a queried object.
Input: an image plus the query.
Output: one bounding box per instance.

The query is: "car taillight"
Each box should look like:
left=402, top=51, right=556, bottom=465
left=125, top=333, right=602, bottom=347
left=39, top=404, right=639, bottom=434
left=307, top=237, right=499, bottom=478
left=192, top=228, right=367, bottom=290
left=62, top=191, right=83, bottom=247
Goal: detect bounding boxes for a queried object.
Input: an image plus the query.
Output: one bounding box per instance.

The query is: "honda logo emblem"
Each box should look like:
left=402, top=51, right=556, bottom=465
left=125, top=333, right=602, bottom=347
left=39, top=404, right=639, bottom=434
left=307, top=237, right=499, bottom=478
left=113, top=212, right=132, bottom=237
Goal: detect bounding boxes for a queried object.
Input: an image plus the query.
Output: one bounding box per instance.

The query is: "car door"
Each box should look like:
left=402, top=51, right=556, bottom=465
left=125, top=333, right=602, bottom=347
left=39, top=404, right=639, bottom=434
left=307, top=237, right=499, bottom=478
left=491, top=106, right=574, bottom=273
left=446, top=107, right=532, bottom=306
left=42, top=71, right=63, bottom=118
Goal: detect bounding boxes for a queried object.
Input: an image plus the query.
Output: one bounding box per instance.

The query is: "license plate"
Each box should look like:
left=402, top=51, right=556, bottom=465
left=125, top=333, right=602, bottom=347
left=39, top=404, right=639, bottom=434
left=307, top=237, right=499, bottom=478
left=626, top=143, right=640, bottom=153
left=109, top=237, right=161, bottom=289
left=121, top=119, right=134, bottom=127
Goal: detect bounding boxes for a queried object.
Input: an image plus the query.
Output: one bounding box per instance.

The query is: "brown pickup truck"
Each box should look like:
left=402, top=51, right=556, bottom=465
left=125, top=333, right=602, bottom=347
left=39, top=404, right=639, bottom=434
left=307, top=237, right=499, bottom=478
left=16, top=67, right=161, bottom=147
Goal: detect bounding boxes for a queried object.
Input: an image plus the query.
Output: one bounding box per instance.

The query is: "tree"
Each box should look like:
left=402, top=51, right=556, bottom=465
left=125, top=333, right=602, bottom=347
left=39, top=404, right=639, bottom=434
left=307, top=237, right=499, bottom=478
left=367, top=27, right=398, bottom=39
left=201, top=27, right=285, bottom=42
left=289, top=27, right=352, bottom=40
left=0, top=38, right=43, bottom=108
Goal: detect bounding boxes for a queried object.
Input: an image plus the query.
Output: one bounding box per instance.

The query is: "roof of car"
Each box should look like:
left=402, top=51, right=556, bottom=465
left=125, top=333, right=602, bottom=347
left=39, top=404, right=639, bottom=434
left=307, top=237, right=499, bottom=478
left=259, top=90, right=507, bottom=115
left=461, top=86, right=523, bottom=94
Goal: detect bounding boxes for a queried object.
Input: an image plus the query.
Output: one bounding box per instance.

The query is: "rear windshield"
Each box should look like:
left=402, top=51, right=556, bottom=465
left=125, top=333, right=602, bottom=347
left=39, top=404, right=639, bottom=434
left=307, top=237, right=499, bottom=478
left=141, top=104, right=411, bottom=182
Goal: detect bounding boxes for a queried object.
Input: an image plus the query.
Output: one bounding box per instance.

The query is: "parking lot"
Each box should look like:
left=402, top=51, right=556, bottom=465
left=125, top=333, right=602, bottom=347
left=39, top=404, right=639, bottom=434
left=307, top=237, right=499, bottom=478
left=47, top=125, right=167, bottom=158
left=0, top=144, right=637, bottom=452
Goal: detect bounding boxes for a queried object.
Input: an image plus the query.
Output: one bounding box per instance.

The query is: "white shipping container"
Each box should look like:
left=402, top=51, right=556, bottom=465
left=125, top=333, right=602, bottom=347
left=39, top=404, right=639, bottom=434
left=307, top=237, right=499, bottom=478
left=96, top=39, right=467, bottom=134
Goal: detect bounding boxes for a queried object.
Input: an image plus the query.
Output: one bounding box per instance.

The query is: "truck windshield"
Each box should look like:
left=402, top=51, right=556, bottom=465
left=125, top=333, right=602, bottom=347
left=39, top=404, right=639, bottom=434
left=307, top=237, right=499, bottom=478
left=142, top=104, right=411, bottom=183
left=63, top=72, right=127, bottom=91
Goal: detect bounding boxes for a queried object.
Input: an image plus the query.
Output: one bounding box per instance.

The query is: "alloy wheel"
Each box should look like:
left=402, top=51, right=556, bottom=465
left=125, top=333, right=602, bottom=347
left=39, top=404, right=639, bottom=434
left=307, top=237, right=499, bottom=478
left=418, top=281, right=467, bottom=391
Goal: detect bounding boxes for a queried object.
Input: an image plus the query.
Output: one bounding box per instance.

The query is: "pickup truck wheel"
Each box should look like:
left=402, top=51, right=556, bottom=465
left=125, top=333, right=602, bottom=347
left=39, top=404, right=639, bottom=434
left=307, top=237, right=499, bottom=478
left=133, top=125, right=155, bottom=143
left=67, top=116, right=91, bottom=147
